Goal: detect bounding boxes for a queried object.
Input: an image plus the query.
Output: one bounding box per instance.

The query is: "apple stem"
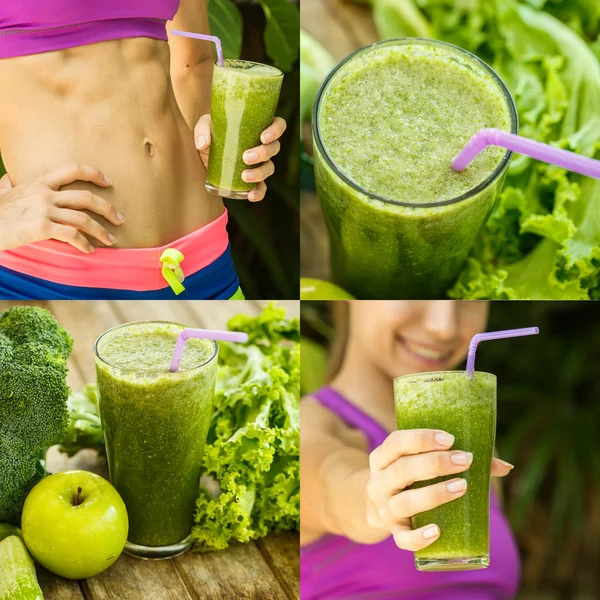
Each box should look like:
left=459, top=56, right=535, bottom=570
left=72, top=486, right=87, bottom=506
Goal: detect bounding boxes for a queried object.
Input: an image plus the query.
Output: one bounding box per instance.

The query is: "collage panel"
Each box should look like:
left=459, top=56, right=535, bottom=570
left=0, top=0, right=300, bottom=301
left=301, top=300, right=600, bottom=599
left=0, top=299, right=299, bottom=597
left=300, top=0, right=600, bottom=300
left=2, top=0, right=600, bottom=599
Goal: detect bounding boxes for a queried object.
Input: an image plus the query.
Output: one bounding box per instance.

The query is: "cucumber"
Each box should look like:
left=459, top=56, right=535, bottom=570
left=0, top=536, right=43, bottom=600
left=0, top=523, right=23, bottom=542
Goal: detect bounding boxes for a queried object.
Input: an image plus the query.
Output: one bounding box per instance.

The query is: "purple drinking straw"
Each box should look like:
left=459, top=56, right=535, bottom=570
left=452, top=128, right=600, bottom=180
left=171, top=30, right=224, bottom=67
left=466, top=327, right=539, bottom=378
left=170, top=328, right=248, bottom=372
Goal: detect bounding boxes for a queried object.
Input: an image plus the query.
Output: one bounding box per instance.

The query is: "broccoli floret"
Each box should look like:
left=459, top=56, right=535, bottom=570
left=0, top=306, right=73, bottom=525
left=59, top=383, right=105, bottom=458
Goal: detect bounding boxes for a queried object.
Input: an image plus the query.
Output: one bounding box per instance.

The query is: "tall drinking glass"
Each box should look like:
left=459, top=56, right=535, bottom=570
left=313, top=39, right=518, bottom=299
left=206, top=59, right=283, bottom=199
left=94, top=321, right=218, bottom=559
left=394, top=371, right=497, bottom=571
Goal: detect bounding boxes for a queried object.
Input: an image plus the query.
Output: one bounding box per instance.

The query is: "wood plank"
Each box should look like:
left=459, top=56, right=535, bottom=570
left=48, top=301, right=122, bottom=387
left=83, top=554, right=192, bottom=600
left=302, top=0, right=378, bottom=61
left=111, top=300, right=203, bottom=328
left=174, top=542, right=287, bottom=600
left=256, top=533, right=300, bottom=600
left=300, top=191, right=330, bottom=281
left=38, top=568, right=85, bottom=600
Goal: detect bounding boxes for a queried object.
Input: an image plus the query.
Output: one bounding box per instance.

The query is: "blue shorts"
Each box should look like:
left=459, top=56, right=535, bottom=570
left=0, top=244, right=241, bottom=300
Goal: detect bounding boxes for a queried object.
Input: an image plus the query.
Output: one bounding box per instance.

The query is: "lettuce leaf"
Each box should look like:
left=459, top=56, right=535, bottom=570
left=191, top=304, right=299, bottom=551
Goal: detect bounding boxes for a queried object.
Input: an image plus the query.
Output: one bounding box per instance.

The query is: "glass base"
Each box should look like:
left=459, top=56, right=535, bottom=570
left=415, top=555, right=489, bottom=572
left=124, top=535, right=192, bottom=560
left=205, top=181, right=251, bottom=199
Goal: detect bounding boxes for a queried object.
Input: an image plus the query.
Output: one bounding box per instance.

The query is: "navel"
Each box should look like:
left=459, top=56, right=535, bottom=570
left=144, top=140, right=155, bottom=157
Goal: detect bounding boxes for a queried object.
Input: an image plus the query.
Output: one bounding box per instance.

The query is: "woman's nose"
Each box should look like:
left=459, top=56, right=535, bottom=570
left=422, top=300, right=459, bottom=341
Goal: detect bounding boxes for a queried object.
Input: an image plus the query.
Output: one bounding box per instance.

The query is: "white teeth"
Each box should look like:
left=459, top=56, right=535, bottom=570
left=404, top=340, right=450, bottom=361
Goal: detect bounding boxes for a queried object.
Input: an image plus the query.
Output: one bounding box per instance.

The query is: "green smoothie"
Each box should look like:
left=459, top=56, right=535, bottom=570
left=394, top=371, right=497, bottom=571
left=313, top=39, right=517, bottom=299
left=95, top=322, right=218, bottom=558
left=207, top=60, right=283, bottom=199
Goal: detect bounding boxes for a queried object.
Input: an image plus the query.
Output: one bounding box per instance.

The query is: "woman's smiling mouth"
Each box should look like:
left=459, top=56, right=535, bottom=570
left=398, top=336, right=455, bottom=367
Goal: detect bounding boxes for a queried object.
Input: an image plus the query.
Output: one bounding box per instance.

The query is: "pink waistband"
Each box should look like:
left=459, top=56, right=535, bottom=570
left=0, top=210, right=229, bottom=291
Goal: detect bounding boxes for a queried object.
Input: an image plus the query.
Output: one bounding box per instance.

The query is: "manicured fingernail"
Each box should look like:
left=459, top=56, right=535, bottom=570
left=497, top=459, right=514, bottom=470
left=244, top=151, right=257, bottom=164
left=196, top=136, right=208, bottom=148
left=422, top=525, right=440, bottom=540
left=262, top=133, right=273, bottom=143
left=435, top=432, right=455, bottom=447
left=116, top=212, right=125, bottom=223
left=446, top=479, right=467, bottom=493
left=248, top=192, right=257, bottom=201
left=451, top=452, right=473, bottom=466
left=104, top=176, right=112, bottom=185
left=108, top=233, right=117, bottom=244
left=243, top=170, right=254, bottom=182
left=88, top=245, right=95, bottom=254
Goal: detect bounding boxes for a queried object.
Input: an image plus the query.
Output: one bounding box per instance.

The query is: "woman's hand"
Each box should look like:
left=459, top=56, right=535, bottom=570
left=366, top=429, right=513, bottom=551
left=195, top=115, right=287, bottom=202
left=0, top=164, right=124, bottom=254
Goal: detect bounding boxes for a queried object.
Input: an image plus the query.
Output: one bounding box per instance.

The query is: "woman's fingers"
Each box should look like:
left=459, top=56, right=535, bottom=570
left=248, top=181, right=266, bottom=202
left=36, top=163, right=112, bottom=190
left=388, top=478, right=467, bottom=521
left=48, top=223, right=95, bottom=254
left=49, top=207, right=116, bottom=247
left=391, top=523, right=440, bottom=552
left=0, top=173, right=13, bottom=192
left=382, top=450, right=472, bottom=492
left=194, top=114, right=212, bottom=168
left=370, top=429, right=455, bottom=472
left=260, top=116, right=287, bottom=144
left=243, top=140, right=281, bottom=165
left=53, top=190, right=124, bottom=226
left=492, top=457, right=514, bottom=477
left=242, top=160, right=275, bottom=184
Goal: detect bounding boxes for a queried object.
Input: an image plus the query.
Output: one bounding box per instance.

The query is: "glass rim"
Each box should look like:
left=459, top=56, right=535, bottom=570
left=312, top=37, right=519, bottom=209
left=94, top=320, right=219, bottom=376
left=394, top=370, right=496, bottom=383
left=214, top=58, right=283, bottom=78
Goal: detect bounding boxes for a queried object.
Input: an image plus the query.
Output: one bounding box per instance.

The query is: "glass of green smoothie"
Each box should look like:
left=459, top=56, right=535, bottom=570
left=313, top=39, right=518, bottom=299
left=206, top=59, right=283, bottom=199
left=94, top=321, right=218, bottom=559
left=394, top=371, right=497, bottom=571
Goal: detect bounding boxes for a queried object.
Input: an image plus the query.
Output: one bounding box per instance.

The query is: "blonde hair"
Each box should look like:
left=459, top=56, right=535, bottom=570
left=326, top=301, right=350, bottom=382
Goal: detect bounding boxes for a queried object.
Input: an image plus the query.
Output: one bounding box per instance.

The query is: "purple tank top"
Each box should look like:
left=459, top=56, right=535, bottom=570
left=0, top=1, right=180, bottom=58
left=301, top=387, right=520, bottom=600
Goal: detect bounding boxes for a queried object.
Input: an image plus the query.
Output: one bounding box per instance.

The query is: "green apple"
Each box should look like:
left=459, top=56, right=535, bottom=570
left=300, top=278, right=355, bottom=300
left=21, top=471, right=128, bottom=579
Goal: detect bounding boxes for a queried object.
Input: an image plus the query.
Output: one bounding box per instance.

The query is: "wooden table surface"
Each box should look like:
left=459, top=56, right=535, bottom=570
left=0, top=300, right=300, bottom=600
left=301, top=0, right=379, bottom=281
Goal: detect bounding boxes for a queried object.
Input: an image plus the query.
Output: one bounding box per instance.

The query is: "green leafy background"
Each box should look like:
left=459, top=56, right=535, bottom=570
left=301, top=300, right=600, bottom=597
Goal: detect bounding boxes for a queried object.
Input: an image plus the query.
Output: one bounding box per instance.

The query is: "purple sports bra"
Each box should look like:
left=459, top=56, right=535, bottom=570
left=301, top=387, right=521, bottom=600
left=0, top=1, right=180, bottom=58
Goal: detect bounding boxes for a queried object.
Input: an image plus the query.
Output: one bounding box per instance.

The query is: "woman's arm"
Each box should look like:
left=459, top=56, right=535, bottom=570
left=301, top=398, right=514, bottom=550
left=301, top=399, right=387, bottom=544
left=167, top=0, right=213, bottom=129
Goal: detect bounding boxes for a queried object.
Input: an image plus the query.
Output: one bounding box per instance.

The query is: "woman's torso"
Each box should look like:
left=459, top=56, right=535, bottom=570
left=301, top=387, right=521, bottom=600
left=0, top=36, right=223, bottom=248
